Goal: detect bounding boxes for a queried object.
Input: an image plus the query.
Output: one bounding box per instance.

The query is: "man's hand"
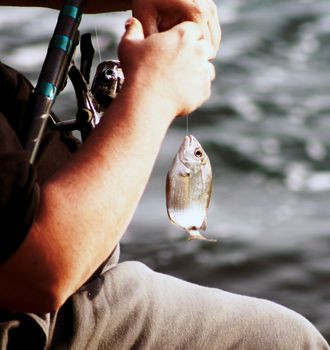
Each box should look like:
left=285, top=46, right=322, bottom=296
left=118, top=17, right=216, bottom=117
left=131, top=0, right=221, bottom=58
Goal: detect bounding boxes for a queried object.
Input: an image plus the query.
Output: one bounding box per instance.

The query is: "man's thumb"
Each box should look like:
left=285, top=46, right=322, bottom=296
left=123, top=17, right=144, bottom=41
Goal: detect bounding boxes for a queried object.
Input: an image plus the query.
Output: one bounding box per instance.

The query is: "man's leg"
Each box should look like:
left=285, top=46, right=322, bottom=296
left=49, top=261, right=329, bottom=349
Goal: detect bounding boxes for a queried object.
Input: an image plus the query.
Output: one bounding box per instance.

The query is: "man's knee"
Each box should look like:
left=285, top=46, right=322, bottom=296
left=240, top=298, right=329, bottom=350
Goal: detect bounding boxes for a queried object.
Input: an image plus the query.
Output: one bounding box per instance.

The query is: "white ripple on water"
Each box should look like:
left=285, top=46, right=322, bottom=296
left=4, top=44, right=47, bottom=72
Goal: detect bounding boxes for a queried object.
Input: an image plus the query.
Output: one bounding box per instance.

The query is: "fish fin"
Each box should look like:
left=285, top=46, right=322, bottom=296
left=179, top=169, right=191, bottom=177
left=187, top=230, right=217, bottom=243
left=200, top=218, right=207, bottom=231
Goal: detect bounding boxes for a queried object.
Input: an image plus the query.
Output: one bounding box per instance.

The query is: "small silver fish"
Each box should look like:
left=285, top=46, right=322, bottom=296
left=166, top=135, right=216, bottom=242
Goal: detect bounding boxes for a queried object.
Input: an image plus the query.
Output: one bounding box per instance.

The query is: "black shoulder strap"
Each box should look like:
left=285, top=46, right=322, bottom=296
left=0, top=62, right=35, bottom=144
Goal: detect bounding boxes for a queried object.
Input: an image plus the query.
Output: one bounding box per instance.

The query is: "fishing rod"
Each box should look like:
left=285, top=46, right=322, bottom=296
left=25, top=0, right=125, bottom=163
left=24, top=0, right=85, bottom=164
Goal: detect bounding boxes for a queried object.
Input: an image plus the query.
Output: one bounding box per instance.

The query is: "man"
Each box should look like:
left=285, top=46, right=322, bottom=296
left=0, top=0, right=329, bottom=348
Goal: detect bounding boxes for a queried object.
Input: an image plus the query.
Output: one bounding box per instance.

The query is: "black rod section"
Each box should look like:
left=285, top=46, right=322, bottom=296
left=25, top=0, right=85, bottom=164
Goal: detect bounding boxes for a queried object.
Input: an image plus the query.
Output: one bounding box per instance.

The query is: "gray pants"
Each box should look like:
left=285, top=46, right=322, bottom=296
left=45, top=249, right=329, bottom=350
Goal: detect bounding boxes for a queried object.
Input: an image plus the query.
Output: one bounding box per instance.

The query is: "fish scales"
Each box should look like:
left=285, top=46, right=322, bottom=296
left=166, top=135, right=215, bottom=242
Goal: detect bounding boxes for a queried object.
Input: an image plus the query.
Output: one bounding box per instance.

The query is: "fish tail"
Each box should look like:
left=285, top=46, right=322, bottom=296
left=187, top=230, right=217, bottom=243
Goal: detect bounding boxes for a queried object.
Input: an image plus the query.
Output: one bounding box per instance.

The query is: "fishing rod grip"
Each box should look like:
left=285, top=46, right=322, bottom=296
left=25, top=0, right=85, bottom=164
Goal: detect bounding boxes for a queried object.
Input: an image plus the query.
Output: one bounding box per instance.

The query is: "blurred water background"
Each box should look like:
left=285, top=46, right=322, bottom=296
left=1, top=0, right=330, bottom=340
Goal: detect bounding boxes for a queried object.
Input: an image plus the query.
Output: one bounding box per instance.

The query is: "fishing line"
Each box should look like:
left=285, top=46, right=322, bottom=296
left=186, top=114, right=190, bottom=136
left=94, top=24, right=102, bottom=63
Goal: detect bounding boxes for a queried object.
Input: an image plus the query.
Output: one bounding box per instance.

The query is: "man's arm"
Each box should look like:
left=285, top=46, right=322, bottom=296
left=0, top=18, right=215, bottom=313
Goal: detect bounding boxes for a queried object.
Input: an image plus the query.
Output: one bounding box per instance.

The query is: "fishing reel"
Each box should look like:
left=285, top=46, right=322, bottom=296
left=91, top=60, right=124, bottom=113
left=52, top=33, right=124, bottom=141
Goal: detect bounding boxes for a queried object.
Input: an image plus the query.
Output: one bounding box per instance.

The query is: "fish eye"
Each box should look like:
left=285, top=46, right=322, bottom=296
left=194, top=149, right=203, bottom=158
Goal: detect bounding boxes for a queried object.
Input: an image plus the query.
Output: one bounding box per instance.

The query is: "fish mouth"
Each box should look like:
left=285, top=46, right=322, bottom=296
left=185, top=135, right=194, bottom=145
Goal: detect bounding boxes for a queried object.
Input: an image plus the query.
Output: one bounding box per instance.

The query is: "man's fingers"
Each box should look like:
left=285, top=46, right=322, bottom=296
left=122, top=17, right=145, bottom=41
left=198, top=38, right=215, bottom=61
left=119, top=17, right=145, bottom=64
left=191, top=0, right=221, bottom=57
left=132, top=0, right=221, bottom=57
left=177, top=0, right=220, bottom=56
left=208, top=62, right=216, bottom=81
left=172, top=21, right=204, bottom=41
left=132, top=7, right=158, bottom=36
left=206, top=0, right=221, bottom=56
